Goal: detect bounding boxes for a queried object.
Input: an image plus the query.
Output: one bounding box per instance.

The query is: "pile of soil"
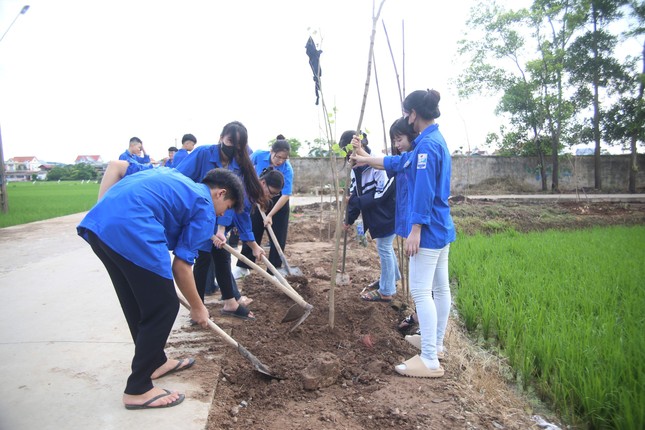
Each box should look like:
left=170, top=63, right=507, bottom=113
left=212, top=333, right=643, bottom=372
left=169, top=198, right=645, bottom=430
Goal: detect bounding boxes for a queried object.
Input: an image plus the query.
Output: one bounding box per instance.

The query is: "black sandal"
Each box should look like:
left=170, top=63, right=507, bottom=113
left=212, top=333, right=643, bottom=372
left=398, top=314, right=418, bottom=334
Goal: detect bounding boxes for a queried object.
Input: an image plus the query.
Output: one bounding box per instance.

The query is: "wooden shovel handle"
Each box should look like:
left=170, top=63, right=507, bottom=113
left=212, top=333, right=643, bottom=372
left=175, top=288, right=238, bottom=348
left=256, top=203, right=294, bottom=273
left=222, top=243, right=307, bottom=307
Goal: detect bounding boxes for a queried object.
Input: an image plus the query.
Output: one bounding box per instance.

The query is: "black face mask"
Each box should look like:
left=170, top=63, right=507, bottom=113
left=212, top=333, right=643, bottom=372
left=221, top=143, right=236, bottom=160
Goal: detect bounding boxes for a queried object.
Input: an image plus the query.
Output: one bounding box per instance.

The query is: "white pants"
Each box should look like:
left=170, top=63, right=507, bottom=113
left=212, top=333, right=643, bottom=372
left=409, top=244, right=451, bottom=361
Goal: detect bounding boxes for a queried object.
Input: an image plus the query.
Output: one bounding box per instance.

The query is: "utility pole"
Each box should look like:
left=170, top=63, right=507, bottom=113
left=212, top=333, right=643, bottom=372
left=0, top=5, right=30, bottom=213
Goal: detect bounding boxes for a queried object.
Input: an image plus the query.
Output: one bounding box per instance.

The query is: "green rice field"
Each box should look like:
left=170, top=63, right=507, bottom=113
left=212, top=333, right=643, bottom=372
left=0, top=181, right=99, bottom=228
left=451, top=226, right=645, bottom=429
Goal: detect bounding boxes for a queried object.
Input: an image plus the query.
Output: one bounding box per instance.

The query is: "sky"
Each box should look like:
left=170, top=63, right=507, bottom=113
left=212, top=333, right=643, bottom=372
left=0, top=0, right=637, bottom=164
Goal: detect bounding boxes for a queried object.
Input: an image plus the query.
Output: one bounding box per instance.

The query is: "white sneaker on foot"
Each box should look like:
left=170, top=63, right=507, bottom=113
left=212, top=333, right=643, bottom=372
left=232, top=267, right=250, bottom=280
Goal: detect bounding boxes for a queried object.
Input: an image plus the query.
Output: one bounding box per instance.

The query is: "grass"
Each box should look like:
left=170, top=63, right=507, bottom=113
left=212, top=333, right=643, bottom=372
left=0, top=181, right=98, bottom=228
left=451, top=226, right=645, bottom=429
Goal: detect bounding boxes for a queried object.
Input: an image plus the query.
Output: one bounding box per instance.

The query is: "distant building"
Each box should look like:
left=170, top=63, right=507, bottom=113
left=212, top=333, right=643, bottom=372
left=4, top=156, right=44, bottom=182
left=74, top=155, right=104, bottom=165
left=575, top=148, right=594, bottom=156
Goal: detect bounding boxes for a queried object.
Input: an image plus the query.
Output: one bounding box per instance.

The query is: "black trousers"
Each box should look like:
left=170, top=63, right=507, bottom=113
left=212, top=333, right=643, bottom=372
left=194, top=246, right=240, bottom=303
left=87, top=231, right=177, bottom=395
left=238, top=199, right=290, bottom=269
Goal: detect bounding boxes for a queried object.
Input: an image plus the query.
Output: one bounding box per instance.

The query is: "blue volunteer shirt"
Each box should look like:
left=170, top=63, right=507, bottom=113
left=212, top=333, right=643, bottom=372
left=383, top=123, right=455, bottom=249
left=250, top=150, right=294, bottom=195
left=77, top=168, right=216, bottom=279
left=119, top=149, right=151, bottom=165
left=172, top=148, right=189, bottom=167
left=174, top=144, right=255, bottom=242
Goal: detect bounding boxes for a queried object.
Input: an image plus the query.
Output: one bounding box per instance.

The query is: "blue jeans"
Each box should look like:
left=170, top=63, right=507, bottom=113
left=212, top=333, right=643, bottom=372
left=376, top=233, right=400, bottom=297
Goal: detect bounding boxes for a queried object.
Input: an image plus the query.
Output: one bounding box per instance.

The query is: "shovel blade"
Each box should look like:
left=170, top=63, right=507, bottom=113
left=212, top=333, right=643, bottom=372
left=288, top=305, right=313, bottom=333
left=284, top=265, right=304, bottom=277
left=336, top=272, right=350, bottom=286
left=237, top=344, right=282, bottom=379
left=281, top=303, right=306, bottom=323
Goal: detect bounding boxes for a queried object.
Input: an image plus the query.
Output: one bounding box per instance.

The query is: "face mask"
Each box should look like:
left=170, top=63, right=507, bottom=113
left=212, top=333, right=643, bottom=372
left=221, top=143, right=236, bottom=159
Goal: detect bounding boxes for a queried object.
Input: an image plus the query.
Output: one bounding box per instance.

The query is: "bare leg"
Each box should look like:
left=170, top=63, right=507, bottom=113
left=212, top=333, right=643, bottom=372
left=98, top=160, right=129, bottom=200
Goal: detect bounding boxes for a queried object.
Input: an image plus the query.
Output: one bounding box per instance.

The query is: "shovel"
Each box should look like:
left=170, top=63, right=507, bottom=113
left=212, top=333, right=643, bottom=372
left=175, top=288, right=279, bottom=379
left=223, top=243, right=313, bottom=332
left=256, top=204, right=304, bottom=278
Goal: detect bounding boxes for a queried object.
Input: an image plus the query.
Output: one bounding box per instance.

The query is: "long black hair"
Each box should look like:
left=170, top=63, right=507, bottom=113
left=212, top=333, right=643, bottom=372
left=219, top=121, right=269, bottom=208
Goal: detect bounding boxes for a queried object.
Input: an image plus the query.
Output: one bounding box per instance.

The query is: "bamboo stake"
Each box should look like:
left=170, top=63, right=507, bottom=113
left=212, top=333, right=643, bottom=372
left=372, top=52, right=389, bottom=155
left=328, top=0, right=387, bottom=329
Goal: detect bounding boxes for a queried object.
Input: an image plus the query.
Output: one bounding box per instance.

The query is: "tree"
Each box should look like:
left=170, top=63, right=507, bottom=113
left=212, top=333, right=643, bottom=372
left=305, top=138, right=331, bottom=157
left=457, top=2, right=550, bottom=190
left=530, top=0, right=588, bottom=192
left=565, top=0, right=628, bottom=189
left=604, top=0, right=645, bottom=192
left=46, top=163, right=98, bottom=181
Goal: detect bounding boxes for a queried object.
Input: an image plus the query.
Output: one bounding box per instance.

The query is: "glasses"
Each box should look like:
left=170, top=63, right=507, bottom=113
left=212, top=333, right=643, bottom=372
left=272, top=153, right=289, bottom=161
left=268, top=187, right=281, bottom=197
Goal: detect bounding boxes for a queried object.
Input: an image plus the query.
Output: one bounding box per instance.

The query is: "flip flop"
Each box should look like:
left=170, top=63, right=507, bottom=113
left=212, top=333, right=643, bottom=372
left=361, top=289, right=393, bottom=303
left=220, top=304, right=256, bottom=321
left=395, top=355, right=444, bottom=378
left=152, top=357, right=196, bottom=380
left=125, top=389, right=185, bottom=410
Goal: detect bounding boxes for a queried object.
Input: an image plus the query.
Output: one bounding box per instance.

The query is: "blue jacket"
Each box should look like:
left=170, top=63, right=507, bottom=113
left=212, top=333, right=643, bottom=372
left=119, top=149, right=151, bottom=165
left=385, top=169, right=408, bottom=238
left=346, top=165, right=395, bottom=239
left=383, top=123, right=455, bottom=249
left=174, top=144, right=255, bottom=242
left=172, top=148, right=190, bottom=167
left=77, top=168, right=216, bottom=279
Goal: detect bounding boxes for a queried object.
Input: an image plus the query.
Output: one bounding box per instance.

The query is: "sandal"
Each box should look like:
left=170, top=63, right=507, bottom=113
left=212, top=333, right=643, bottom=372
left=220, top=304, right=256, bottom=320
left=398, top=313, right=417, bottom=329
left=360, top=289, right=393, bottom=303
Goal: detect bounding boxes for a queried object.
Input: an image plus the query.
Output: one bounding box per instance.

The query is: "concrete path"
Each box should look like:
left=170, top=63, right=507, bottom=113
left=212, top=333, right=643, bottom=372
left=0, top=213, right=215, bottom=430
left=0, top=193, right=643, bottom=429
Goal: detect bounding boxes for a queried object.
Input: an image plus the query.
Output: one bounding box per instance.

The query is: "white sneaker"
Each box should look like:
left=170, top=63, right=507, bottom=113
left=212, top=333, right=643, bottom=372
left=232, top=267, right=250, bottom=280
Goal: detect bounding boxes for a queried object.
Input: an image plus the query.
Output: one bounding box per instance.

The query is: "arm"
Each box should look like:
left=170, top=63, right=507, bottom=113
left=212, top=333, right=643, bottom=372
left=264, top=195, right=290, bottom=226
left=98, top=160, right=129, bottom=200
left=350, top=153, right=385, bottom=170
left=172, top=257, right=209, bottom=327
left=232, top=201, right=266, bottom=259
left=406, top=146, right=438, bottom=255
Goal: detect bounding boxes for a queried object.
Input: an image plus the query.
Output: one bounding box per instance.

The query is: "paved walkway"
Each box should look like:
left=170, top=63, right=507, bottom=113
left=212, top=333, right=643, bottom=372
left=0, top=193, right=643, bottom=429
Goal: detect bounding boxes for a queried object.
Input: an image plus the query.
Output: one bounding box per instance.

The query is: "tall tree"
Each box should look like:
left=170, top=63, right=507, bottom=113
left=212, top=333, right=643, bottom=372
left=530, top=0, right=587, bottom=191
left=604, top=0, right=645, bottom=192
left=458, top=2, right=550, bottom=190
left=566, top=0, right=628, bottom=189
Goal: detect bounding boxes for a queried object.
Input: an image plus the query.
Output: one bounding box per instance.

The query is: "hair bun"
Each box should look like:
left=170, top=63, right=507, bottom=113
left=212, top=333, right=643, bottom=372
left=276, top=134, right=286, bottom=140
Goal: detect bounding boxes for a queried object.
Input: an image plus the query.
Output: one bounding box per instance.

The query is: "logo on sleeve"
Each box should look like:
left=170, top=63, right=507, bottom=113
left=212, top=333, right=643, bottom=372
left=417, top=153, right=427, bottom=169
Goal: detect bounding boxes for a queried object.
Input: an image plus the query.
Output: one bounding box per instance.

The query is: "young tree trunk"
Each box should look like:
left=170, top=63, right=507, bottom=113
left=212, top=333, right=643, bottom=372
left=592, top=4, right=602, bottom=190
left=629, top=135, right=637, bottom=193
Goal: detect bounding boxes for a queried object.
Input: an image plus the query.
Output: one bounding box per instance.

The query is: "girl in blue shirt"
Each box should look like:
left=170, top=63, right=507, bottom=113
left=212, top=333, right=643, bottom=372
left=175, top=121, right=268, bottom=320
left=77, top=168, right=244, bottom=409
left=234, top=136, right=294, bottom=276
left=352, top=89, right=455, bottom=378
